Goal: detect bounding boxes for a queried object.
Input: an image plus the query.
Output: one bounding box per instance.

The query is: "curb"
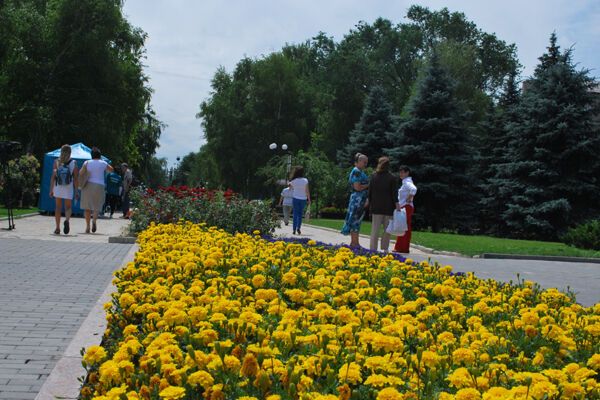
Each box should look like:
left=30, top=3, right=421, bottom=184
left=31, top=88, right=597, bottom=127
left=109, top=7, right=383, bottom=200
left=35, top=244, right=138, bottom=400
left=304, top=223, right=464, bottom=257
left=108, top=236, right=137, bottom=244
left=0, top=212, right=39, bottom=221
left=480, top=253, right=600, bottom=264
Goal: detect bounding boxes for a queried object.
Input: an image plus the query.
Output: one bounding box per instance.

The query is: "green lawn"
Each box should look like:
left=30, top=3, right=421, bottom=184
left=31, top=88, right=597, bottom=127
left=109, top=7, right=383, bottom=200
left=307, top=218, right=600, bottom=258
left=0, top=207, right=38, bottom=217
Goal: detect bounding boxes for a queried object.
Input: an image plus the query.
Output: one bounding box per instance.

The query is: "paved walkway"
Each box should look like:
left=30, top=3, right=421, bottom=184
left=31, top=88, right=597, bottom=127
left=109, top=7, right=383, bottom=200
left=274, top=224, right=600, bottom=307
left=0, top=215, right=132, bottom=400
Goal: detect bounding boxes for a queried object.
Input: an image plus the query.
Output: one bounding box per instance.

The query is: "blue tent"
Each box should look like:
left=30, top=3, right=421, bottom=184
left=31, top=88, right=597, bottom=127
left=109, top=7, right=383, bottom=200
left=39, top=143, right=111, bottom=214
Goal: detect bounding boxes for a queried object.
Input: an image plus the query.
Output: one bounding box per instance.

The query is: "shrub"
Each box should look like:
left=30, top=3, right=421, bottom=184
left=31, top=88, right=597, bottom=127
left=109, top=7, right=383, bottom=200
left=562, top=220, right=600, bottom=250
left=129, top=186, right=280, bottom=235
left=0, top=154, right=40, bottom=207
left=319, top=206, right=347, bottom=219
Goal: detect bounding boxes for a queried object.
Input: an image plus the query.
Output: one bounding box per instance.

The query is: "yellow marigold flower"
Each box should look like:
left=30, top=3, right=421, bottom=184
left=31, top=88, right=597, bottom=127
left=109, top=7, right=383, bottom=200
left=83, top=345, right=107, bottom=365
left=447, top=368, right=473, bottom=389
left=376, top=387, right=404, bottom=400
left=252, top=230, right=260, bottom=235
left=241, top=353, right=259, bottom=378
left=123, top=324, right=138, bottom=336
left=530, top=381, right=558, bottom=399
left=482, top=387, right=509, bottom=400
left=561, top=382, right=585, bottom=398
left=224, top=355, right=241, bottom=372
left=98, top=360, right=120, bottom=386
left=159, top=385, right=186, bottom=399
left=455, top=388, right=481, bottom=400
left=187, top=370, right=214, bottom=389
left=338, top=362, right=362, bottom=385
left=587, top=354, right=600, bottom=370
left=364, top=374, right=389, bottom=387
left=105, top=385, right=127, bottom=400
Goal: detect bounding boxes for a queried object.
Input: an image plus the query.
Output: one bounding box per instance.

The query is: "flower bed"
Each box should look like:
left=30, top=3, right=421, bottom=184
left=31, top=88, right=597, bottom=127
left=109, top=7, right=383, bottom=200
left=129, top=186, right=279, bottom=236
left=82, top=223, right=599, bottom=399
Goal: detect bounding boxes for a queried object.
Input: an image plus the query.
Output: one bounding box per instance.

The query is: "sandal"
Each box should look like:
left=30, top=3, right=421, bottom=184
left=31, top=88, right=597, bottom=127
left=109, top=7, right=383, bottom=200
left=92, top=222, right=97, bottom=233
left=63, top=220, right=70, bottom=235
left=85, top=227, right=90, bottom=234
left=54, top=228, right=60, bottom=235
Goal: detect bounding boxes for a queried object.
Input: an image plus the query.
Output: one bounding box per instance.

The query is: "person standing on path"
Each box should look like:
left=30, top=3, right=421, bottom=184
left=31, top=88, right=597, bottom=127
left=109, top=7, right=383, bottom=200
left=368, top=156, right=399, bottom=252
left=278, top=186, right=294, bottom=226
left=80, top=147, right=113, bottom=233
left=341, top=153, right=370, bottom=248
left=394, top=165, right=417, bottom=253
left=105, top=169, right=123, bottom=218
left=49, top=144, right=79, bottom=235
left=289, top=166, right=310, bottom=235
left=121, top=163, right=133, bottom=219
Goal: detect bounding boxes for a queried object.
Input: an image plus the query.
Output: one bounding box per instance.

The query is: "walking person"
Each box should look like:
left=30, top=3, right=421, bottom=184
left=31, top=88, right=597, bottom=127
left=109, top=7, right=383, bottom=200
left=393, top=166, right=417, bottom=253
left=341, top=153, right=369, bottom=248
left=49, top=144, right=79, bottom=235
left=105, top=169, right=123, bottom=218
left=120, top=163, right=133, bottom=219
left=278, top=185, right=294, bottom=226
left=80, top=147, right=113, bottom=233
left=289, top=166, right=310, bottom=235
left=368, top=156, right=399, bottom=252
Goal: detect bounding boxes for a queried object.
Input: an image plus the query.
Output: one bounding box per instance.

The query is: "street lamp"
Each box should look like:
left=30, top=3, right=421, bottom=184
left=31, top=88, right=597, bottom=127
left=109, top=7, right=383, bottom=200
left=269, top=143, right=292, bottom=185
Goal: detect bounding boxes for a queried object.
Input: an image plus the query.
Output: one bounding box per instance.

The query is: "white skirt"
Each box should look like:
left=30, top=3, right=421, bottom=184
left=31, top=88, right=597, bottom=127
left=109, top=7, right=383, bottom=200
left=53, top=183, right=74, bottom=200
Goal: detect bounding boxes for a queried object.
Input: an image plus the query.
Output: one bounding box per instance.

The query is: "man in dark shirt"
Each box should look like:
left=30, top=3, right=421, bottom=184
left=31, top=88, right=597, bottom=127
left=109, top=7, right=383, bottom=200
left=368, top=156, right=399, bottom=251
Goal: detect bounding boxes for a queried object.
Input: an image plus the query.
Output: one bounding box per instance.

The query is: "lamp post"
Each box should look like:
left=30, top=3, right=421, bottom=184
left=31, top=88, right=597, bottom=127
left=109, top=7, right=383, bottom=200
left=269, top=143, right=291, bottom=185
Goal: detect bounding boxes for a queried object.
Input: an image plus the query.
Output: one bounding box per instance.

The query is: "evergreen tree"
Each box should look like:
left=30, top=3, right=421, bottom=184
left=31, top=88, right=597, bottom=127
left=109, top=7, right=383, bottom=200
left=386, top=53, right=475, bottom=232
left=496, top=33, right=600, bottom=239
left=479, top=72, right=521, bottom=234
left=337, top=85, right=395, bottom=166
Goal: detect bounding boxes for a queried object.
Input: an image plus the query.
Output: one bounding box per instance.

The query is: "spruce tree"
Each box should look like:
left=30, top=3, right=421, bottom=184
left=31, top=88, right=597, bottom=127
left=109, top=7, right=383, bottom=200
left=338, top=85, right=395, bottom=165
left=496, top=33, right=600, bottom=239
left=479, top=72, right=521, bottom=234
left=386, top=53, right=475, bottom=232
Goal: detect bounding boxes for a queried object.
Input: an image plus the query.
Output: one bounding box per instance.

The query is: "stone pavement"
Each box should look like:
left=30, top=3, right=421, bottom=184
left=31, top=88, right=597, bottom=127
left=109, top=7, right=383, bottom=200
left=274, top=223, right=600, bottom=307
left=0, top=214, right=130, bottom=243
left=0, top=215, right=132, bottom=400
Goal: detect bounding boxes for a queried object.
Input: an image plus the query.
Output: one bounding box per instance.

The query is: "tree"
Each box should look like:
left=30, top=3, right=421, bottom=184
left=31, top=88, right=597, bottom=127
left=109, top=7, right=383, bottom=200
left=386, top=52, right=476, bottom=232
left=0, top=0, right=160, bottom=163
left=338, top=85, right=395, bottom=166
left=478, top=71, right=521, bottom=234
left=495, top=33, right=600, bottom=239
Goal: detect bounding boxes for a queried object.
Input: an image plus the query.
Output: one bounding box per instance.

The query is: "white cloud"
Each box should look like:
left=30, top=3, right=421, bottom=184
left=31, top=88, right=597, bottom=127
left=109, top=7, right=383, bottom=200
left=123, top=0, right=600, bottom=166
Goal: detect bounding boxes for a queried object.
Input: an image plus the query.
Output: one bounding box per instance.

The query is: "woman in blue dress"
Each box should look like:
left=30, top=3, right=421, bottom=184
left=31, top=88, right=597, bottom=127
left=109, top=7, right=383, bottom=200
left=341, top=153, right=370, bottom=247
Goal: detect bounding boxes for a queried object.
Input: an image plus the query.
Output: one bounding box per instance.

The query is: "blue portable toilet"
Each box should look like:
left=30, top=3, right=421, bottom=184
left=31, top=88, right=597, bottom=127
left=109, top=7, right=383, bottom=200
left=39, top=143, right=111, bottom=214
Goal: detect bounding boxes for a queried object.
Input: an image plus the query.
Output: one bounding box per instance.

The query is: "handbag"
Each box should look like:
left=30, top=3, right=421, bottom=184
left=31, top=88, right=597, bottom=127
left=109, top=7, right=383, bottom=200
left=78, top=161, right=89, bottom=190
left=386, top=209, right=407, bottom=236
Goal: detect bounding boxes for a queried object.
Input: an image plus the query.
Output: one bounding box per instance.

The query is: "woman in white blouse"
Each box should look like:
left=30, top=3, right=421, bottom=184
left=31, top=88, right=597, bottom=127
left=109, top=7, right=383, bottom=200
left=393, top=165, right=417, bottom=253
left=288, top=166, right=310, bottom=235
left=80, top=147, right=113, bottom=233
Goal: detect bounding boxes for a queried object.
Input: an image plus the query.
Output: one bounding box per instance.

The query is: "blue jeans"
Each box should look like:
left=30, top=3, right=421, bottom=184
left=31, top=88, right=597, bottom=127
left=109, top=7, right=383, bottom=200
left=292, top=198, right=307, bottom=232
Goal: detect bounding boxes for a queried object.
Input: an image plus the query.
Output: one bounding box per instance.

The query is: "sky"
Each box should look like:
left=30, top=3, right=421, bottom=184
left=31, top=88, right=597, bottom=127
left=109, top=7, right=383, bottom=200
left=122, top=0, right=600, bottom=167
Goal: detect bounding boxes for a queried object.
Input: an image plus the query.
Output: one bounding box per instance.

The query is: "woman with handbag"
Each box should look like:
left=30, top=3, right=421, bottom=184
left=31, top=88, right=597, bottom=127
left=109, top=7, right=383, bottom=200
left=80, top=147, right=113, bottom=233
left=393, top=165, right=417, bottom=253
left=341, top=153, right=369, bottom=248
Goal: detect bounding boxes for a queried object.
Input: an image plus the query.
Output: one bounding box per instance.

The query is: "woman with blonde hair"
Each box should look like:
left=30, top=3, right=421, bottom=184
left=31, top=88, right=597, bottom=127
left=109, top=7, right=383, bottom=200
left=49, top=144, right=79, bottom=235
left=341, top=153, right=369, bottom=247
